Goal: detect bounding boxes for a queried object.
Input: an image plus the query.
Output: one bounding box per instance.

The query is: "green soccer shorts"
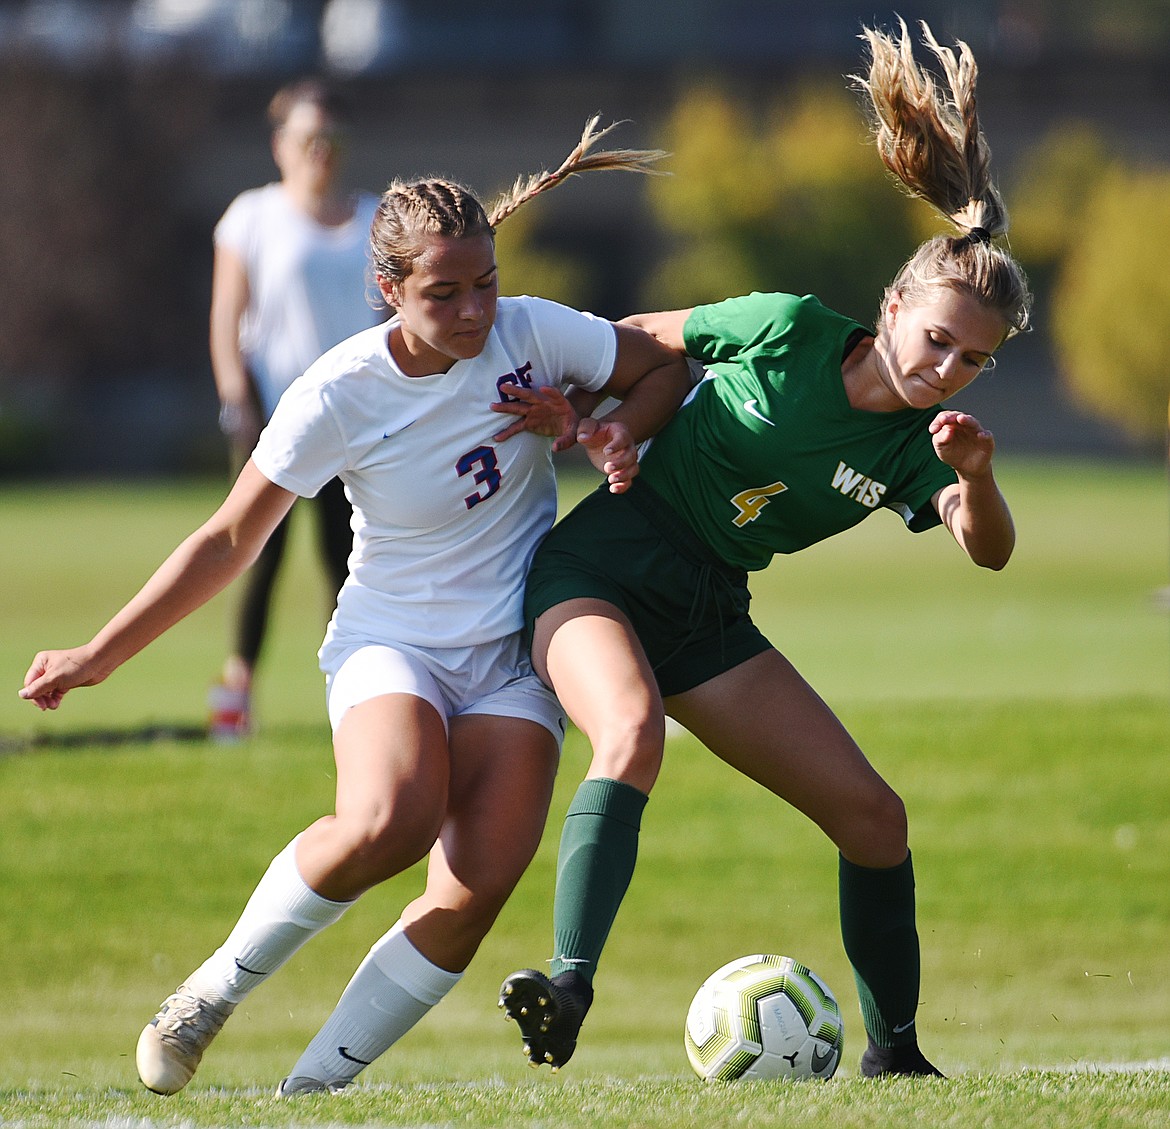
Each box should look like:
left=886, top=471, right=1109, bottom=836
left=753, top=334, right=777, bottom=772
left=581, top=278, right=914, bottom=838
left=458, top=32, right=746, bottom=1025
left=524, top=480, right=771, bottom=697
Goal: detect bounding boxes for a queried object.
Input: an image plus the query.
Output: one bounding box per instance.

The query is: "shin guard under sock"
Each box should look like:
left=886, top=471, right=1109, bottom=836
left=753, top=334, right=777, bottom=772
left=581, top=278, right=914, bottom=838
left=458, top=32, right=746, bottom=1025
left=549, top=778, right=647, bottom=984
left=838, top=851, right=922, bottom=1048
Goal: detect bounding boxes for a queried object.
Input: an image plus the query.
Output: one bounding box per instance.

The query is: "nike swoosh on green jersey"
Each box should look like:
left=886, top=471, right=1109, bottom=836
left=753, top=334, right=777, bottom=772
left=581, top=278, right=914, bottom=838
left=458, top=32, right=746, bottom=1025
left=742, top=399, right=775, bottom=426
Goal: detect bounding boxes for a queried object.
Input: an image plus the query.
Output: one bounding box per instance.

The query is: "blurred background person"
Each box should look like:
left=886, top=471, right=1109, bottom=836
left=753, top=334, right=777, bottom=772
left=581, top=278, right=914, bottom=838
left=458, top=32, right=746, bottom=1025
left=208, top=76, right=385, bottom=740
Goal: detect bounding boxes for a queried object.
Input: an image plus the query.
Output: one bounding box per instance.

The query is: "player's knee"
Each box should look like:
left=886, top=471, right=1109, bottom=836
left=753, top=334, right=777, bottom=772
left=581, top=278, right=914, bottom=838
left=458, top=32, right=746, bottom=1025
left=874, top=789, right=909, bottom=858
left=457, top=876, right=514, bottom=929
left=334, top=803, right=443, bottom=882
left=489, top=842, right=542, bottom=903
left=835, top=786, right=907, bottom=868
left=588, top=711, right=665, bottom=791
left=417, top=873, right=515, bottom=946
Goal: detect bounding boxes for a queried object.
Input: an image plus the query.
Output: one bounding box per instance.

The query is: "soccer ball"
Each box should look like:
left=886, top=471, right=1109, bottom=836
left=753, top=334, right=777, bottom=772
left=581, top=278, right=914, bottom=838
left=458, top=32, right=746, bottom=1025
left=684, top=954, right=843, bottom=1082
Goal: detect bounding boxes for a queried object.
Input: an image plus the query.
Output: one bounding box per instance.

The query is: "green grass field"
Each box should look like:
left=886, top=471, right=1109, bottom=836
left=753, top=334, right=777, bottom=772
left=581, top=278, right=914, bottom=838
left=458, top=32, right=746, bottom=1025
left=2, top=458, right=1168, bottom=1127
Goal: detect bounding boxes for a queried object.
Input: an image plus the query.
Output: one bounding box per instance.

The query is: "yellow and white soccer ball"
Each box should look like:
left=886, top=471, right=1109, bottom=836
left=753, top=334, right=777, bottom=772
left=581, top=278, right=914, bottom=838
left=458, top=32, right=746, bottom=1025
left=684, top=954, right=843, bottom=1082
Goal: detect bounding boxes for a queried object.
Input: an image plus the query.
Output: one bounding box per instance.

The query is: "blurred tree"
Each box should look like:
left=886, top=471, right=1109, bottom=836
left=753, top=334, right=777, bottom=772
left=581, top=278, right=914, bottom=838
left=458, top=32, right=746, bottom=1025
left=0, top=62, right=211, bottom=397
left=1011, top=121, right=1170, bottom=447
left=1049, top=165, right=1170, bottom=446
left=992, top=0, right=1170, bottom=56
left=1006, top=123, right=1115, bottom=291
left=641, top=79, right=922, bottom=325
left=492, top=201, right=592, bottom=306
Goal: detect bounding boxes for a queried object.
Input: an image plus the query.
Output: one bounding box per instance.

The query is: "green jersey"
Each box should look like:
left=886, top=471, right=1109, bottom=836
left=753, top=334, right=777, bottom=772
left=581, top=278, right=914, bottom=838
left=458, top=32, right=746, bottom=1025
left=638, top=292, right=958, bottom=573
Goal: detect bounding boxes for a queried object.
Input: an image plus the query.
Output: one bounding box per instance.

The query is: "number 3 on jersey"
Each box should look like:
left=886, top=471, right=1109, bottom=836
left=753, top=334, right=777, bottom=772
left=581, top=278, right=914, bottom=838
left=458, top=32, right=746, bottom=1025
left=457, top=445, right=501, bottom=509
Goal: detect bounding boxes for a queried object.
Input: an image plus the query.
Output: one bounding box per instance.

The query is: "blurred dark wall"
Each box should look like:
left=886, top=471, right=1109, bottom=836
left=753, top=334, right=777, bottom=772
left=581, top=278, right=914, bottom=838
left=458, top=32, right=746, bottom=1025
left=0, top=1, right=1165, bottom=475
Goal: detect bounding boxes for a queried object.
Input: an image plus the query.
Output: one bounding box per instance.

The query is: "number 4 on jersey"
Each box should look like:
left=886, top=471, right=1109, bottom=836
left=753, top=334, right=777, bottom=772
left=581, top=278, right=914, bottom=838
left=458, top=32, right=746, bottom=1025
left=730, top=481, right=788, bottom=527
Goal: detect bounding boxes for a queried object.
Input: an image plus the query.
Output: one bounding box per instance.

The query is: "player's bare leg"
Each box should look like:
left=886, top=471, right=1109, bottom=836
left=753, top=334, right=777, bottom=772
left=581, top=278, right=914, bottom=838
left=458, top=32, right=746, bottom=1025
left=138, top=693, right=449, bottom=1094
left=281, top=713, right=559, bottom=1092
left=668, top=647, right=943, bottom=1078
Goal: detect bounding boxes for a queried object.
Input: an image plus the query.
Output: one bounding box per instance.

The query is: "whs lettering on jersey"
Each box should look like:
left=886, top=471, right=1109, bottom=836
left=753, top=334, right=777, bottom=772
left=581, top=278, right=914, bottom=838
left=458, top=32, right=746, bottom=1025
left=831, top=461, right=887, bottom=508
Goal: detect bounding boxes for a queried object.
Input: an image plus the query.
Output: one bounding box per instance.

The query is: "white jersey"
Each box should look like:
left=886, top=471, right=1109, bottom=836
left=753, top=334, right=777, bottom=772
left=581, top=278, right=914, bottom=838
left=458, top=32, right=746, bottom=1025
left=252, top=295, right=617, bottom=655
left=214, top=183, right=382, bottom=417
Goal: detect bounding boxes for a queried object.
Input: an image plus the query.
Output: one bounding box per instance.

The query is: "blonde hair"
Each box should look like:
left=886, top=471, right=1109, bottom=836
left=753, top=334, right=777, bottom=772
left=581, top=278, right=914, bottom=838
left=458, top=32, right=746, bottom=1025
left=371, top=116, right=666, bottom=287
left=854, top=20, right=1032, bottom=337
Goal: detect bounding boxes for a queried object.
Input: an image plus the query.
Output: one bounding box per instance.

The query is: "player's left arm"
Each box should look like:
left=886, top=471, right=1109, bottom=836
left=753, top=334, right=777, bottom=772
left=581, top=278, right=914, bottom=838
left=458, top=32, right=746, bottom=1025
left=930, top=409, right=1015, bottom=570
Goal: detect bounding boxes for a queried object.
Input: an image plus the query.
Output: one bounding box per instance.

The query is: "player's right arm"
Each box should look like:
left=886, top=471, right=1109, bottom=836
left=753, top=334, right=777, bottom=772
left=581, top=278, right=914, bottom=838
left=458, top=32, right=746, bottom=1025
left=209, top=244, right=262, bottom=443
left=492, top=318, right=693, bottom=491
left=19, top=462, right=295, bottom=710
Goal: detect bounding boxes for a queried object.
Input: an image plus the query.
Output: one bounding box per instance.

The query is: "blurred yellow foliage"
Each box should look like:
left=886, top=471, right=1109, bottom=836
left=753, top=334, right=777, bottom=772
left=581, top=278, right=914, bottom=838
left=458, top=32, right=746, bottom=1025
left=1051, top=166, right=1170, bottom=443
left=642, top=79, right=920, bottom=320
left=1008, top=123, right=1115, bottom=271
left=492, top=203, right=592, bottom=307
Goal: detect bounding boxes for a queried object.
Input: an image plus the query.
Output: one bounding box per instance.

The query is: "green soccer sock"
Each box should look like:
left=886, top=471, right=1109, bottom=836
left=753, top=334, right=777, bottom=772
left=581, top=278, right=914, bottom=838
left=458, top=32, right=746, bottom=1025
left=549, top=778, right=648, bottom=985
left=838, top=851, right=922, bottom=1048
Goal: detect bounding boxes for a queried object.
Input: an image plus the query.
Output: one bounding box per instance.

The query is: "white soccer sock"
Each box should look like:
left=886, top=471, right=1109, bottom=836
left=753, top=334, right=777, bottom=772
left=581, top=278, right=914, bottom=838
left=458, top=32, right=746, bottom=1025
left=285, top=919, right=462, bottom=1086
left=192, top=836, right=354, bottom=1005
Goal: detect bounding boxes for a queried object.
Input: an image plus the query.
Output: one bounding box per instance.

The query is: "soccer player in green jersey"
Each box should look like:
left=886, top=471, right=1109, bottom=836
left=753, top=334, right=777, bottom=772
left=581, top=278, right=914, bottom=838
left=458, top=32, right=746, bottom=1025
left=500, top=21, right=1033, bottom=1079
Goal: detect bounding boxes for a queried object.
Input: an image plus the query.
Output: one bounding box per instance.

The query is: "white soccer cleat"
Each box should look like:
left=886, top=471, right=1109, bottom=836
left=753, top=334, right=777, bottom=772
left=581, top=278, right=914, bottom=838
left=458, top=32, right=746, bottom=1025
left=135, top=981, right=236, bottom=1094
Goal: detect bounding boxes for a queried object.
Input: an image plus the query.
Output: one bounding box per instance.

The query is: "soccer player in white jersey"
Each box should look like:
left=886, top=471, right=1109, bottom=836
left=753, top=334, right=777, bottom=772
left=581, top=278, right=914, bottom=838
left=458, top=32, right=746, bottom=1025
left=20, top=119, right=693, bottom=1096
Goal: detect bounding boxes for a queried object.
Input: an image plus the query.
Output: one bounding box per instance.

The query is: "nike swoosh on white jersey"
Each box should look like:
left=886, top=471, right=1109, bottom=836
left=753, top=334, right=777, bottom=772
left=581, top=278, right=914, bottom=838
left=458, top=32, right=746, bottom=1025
left=743, top=398, right=775, bottom=426
left=383, top=418, right=419, bottom=439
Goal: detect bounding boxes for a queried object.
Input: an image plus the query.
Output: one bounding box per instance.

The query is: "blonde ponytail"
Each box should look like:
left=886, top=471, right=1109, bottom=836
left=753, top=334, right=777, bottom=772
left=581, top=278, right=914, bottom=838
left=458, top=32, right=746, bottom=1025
left=854, top=20, right=1032, bottom=336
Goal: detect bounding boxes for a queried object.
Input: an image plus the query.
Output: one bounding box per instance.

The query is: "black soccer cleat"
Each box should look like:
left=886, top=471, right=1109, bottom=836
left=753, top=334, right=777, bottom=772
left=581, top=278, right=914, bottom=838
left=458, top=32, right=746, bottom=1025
left=860, top=1039, right=945, bottom=1078
left=498, top=968, right=592, bottom=1071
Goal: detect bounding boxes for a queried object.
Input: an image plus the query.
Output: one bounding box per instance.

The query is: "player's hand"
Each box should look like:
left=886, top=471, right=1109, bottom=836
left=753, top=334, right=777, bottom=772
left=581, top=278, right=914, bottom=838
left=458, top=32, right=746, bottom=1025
left=929, top=410, right=995, bottom=479
left=218, top=398, right=262, bottom=444
left=491, top=384, right=579, bottom=451
left=18, top=647, right=107, bottom=711
left=578, top=418, right=640, bottom=493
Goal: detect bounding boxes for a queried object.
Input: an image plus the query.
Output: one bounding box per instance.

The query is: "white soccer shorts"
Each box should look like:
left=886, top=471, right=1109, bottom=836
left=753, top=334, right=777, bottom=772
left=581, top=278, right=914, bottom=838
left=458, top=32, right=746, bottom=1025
left=323, top=634, right=565, bottom=746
